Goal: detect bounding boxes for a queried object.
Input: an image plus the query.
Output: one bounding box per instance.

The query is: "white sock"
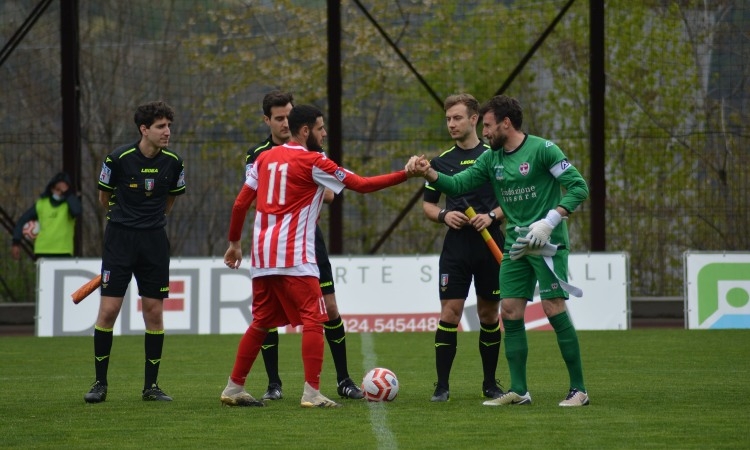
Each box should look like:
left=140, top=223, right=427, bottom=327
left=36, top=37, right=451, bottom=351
left=224, top=377, right=244, bottom=394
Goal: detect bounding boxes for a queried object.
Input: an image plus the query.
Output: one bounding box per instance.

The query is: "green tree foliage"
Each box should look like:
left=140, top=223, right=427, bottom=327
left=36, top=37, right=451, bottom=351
left=535, top=0, right=747, bottom=295
left=1, top=0, right=747, bottom=302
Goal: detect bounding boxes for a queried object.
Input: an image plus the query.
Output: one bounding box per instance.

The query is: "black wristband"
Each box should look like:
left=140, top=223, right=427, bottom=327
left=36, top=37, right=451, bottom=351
left=437, top=209, right=448, bottom=223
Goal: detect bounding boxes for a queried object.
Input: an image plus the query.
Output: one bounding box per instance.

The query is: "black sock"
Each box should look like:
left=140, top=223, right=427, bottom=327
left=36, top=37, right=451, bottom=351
left=324, top=316, right=349, bottom=382
left=435, top=321, right=458, bottom=389
left=144, top=330, right=164, bottom=389
left=479, top=320, right=502, bottom=386
left=93, top=326, right=113, bottom=385
left=261, top=328, right=282, bottom=386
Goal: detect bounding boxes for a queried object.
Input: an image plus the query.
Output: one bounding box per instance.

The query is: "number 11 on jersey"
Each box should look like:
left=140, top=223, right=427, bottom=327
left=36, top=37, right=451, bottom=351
left=266, top=161, right=288, bottom=205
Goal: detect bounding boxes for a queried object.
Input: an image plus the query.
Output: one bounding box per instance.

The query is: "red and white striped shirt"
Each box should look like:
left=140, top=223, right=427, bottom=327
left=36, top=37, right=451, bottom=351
left=229, top=142, right=407, bottom=278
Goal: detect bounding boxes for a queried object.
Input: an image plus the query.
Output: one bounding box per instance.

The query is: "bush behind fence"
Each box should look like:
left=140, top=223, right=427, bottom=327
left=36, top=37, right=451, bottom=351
left=1, top=0, right=747, bottom=302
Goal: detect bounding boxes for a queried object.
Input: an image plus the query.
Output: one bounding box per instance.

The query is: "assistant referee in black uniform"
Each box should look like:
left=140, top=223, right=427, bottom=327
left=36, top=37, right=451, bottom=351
left=423, top=94, right=505, bottom=402
left=245, top=91, right=363, bottom=401
left=84, top=101, right=186, bottom=404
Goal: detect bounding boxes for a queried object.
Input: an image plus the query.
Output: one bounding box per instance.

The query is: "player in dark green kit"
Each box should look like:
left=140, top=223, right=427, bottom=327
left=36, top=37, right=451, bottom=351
left=423, top=94, right=505, bottom=402
left=84, top=101, right=186, bottom=404
left=412, top=94, right=590, bottom=407
left=245, top=91, right=363, bottom=401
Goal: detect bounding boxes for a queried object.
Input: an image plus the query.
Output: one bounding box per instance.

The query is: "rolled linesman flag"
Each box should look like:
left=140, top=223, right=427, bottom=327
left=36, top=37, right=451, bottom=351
left=71, top=274, right=102, bottom=304
left=462, top=200, right=504, bottom=264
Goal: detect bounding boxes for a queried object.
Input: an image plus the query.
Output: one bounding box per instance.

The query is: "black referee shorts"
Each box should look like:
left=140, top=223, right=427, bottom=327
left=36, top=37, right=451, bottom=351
left=100, top=223, right=171, bottom=299
left=315, top=225, right=335, bottom=295
left=438, top=225, right=503, bottom=301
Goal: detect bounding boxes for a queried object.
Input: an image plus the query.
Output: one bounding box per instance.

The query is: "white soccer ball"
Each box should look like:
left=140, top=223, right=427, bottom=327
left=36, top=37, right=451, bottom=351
left=361, top=367, right=399, bottom=402
left=22, top=220, right=40, bottom=241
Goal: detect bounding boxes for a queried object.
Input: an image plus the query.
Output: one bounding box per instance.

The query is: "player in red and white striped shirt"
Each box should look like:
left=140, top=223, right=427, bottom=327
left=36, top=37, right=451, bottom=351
left=220, top=104, right=421, bottom=408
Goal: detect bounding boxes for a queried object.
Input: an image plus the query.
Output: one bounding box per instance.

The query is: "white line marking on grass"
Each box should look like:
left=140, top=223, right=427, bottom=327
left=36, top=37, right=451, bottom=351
left=361, top=332, right=398, bottom=450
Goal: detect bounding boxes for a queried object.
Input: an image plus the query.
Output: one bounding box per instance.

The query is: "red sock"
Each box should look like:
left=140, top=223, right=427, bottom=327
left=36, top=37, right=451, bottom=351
left=301, top=323, right=324, bottom=390
left=230, top=326, right=267, bottom=385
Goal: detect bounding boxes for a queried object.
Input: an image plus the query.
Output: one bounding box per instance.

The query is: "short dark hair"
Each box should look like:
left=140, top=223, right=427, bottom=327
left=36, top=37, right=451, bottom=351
left=288, top=105, right=323, bottom=135
left=134, top=101, right=174, bottom=130
left=444, top=93, right=479, bottom=116
left=262, top=90, right=294, bottom=117
left=479, top=95, right=523, bottom=129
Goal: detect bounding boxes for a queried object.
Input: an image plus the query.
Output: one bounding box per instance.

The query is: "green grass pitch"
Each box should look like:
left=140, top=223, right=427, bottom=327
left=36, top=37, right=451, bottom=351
left=1, top=330, right=748, bottom=449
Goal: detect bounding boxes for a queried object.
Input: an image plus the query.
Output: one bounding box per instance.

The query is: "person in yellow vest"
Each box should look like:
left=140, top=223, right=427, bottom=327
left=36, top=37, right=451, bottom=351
left=11, top=172, right=81, bottom=259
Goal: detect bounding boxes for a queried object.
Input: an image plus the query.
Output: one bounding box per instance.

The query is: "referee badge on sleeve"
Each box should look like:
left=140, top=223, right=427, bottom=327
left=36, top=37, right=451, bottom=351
left=99, top=163, right=112, bottom=184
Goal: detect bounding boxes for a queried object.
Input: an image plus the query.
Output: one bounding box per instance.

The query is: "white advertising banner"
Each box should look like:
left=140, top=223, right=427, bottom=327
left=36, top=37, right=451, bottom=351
left=36, top=253, right=629, bottom=336
left=685, top=251, right=750, bottom=329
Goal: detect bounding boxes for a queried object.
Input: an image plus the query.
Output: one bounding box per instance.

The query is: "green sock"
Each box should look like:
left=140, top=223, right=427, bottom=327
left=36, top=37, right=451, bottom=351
left=548, top=311, right=586, bottom=392
left=502, top=318, right=528, bottom=394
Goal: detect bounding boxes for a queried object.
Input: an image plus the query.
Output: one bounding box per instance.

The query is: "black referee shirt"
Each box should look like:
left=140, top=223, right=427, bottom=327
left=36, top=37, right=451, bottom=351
left=98, top=141, right=186, bottom=229
left=246, top=135, right=274, bottom=166
left=424, top=142, right=498, bottom=214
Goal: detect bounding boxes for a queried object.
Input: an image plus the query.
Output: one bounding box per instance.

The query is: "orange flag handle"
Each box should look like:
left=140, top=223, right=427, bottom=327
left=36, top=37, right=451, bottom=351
left=71, top=274, right=102, bottom=304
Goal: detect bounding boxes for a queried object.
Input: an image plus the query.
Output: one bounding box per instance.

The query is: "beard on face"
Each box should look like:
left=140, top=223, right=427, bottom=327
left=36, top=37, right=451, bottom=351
left=306, top=133, right=324, bottom=152
left=489, top=132, right=509, bottom=150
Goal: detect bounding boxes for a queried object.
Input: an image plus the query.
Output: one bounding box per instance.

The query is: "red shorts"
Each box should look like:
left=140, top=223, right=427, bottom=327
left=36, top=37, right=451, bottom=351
left=251, top=275, right=327, bottom=328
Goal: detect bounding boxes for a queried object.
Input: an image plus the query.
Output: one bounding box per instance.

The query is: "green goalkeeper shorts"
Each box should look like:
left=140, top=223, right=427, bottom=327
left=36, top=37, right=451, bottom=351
left=499, top=248, right=570, bottom=300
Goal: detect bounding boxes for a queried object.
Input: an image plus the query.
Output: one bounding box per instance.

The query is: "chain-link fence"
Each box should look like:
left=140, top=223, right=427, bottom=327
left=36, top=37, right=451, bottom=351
left=1, top=0, right=748, bottom=302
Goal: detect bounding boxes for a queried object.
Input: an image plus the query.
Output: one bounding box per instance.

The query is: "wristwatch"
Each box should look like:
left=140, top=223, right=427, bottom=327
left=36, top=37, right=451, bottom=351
left=488, top=211, right=497, bottom=221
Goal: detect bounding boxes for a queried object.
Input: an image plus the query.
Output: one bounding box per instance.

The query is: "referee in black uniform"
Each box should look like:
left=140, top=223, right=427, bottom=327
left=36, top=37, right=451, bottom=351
left=84, top=101, right=186, bottom=404
left=423, top=94, right=505, bottom=402
left=245, top=91, right=363, bottom=401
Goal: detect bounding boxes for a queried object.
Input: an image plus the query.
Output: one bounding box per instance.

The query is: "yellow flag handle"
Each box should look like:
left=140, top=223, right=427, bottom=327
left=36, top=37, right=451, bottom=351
left=464, top=205, right=503, bottom=264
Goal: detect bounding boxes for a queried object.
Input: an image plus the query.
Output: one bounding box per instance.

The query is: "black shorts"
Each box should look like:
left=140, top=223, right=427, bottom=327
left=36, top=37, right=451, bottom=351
left=438, top=225, right=503, bottom=301
left=100, top=223, right=171, bottom=299
left=315, top=225, right=335, bottom=295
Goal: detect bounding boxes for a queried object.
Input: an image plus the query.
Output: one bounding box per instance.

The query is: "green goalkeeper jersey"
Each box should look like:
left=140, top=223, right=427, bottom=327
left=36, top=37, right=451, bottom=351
left=429, top=134, right=589, bottom=250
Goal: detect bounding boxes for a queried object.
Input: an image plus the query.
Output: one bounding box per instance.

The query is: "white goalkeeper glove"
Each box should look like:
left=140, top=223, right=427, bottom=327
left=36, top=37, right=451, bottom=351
left=525, top=209, right=563, bottom=249
left=512, top=225, right=583, bottom=297
left=509, top=227, right=559, bottom=260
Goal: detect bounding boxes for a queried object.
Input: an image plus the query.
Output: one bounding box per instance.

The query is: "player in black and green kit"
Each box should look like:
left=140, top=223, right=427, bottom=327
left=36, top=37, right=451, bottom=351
left=423, top=94, right=504, bottom=402
left=84, top=101, right=186, bottom=404
left=413, top=94, right=590, bottom=407
left=244, top=91, right=363, bottom=401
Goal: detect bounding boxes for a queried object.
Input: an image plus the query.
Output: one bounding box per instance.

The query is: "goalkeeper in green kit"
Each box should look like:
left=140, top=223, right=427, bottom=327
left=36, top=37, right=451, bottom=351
left=410, top=94, right=590, bottom=407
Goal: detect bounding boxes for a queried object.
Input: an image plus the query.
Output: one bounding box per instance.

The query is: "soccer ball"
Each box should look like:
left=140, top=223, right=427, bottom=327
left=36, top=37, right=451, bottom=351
left=361, top=367, right=399, bottom=402
left=22, top=220, right=40, bottom=241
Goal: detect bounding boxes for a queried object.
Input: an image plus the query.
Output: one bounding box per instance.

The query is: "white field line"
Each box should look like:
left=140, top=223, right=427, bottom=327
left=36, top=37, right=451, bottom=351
left=360, top=332, right=398, bottom=450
